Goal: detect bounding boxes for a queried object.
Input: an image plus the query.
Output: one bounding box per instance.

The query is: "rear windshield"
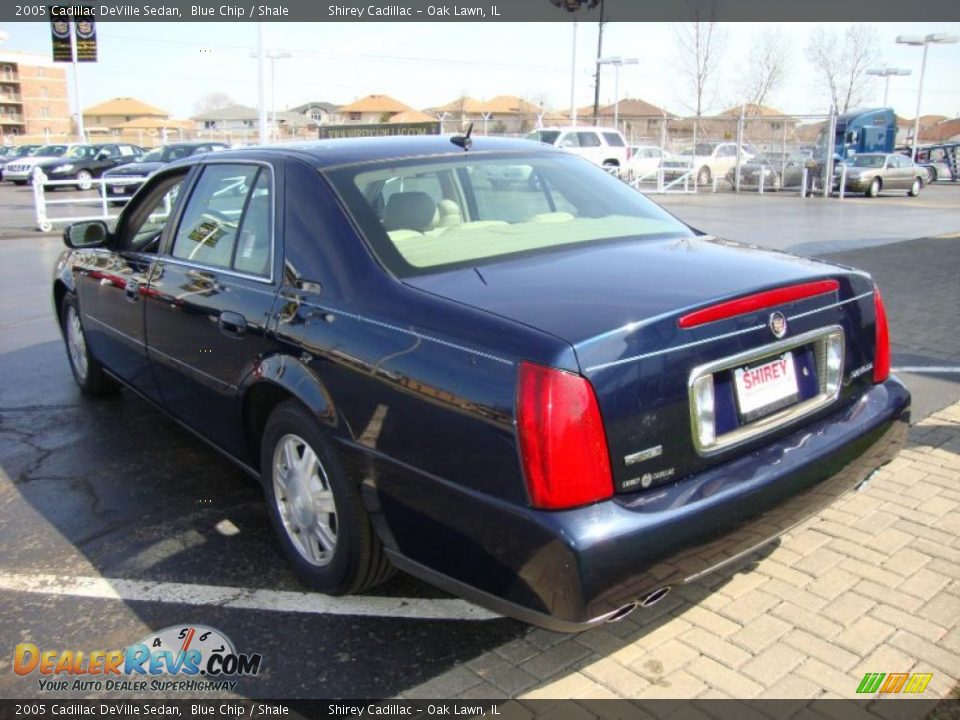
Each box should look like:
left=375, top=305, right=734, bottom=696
left=525, top=130, right=561, bottom=145
left=326, top=152, right=692, bottom=277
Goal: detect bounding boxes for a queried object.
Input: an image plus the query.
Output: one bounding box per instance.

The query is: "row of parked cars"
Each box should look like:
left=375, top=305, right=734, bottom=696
left=0, top=141, right=227, bottom=195
left=523, top=128, right=930, bottom=199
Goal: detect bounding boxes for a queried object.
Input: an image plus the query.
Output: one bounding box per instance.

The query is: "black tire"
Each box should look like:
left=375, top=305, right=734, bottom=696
left=866, top=177, right=881, bottom=198
left=908, top=177, right=922, bottom=197
left=928, top=168, right=938, bottom=183
left=260, top=400, right=394, bottom=594
left=60, top=294, right=118, bottom=396
left=697, top=166, right=711, bottom=186
left=13, top=180, right=26, bottom=186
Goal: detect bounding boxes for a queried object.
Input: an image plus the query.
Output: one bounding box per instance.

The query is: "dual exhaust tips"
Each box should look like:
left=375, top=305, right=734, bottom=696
left=607, top=586, right=672, bottom=623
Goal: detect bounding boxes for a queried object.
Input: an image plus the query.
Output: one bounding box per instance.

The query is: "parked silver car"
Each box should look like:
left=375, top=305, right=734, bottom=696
left=835, top=153, right=925, bottom=198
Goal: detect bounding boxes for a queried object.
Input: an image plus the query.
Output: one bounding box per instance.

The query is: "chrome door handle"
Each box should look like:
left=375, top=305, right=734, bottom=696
left=218, top=311, right=247, bottom=338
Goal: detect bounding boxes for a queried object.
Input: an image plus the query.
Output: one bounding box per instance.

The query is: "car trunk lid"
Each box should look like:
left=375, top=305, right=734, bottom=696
left=405, top=236, right=880, bottom=494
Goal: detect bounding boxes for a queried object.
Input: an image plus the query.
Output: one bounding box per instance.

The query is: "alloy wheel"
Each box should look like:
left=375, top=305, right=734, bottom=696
left=65, top=305, right=89, bottom=383
left=272, top=433, right=338, bottom=567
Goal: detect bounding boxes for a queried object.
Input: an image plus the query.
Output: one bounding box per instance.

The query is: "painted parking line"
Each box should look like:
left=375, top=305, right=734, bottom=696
left=0, top=571, right=501, bottom=622
left=893, top=366, right=960, bottom=374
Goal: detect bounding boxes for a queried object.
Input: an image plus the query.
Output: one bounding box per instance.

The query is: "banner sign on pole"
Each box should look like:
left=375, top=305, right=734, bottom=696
left=49, top=8, right=97, bottom=63
left=75, top=16, right=98, bottom=61
left=49, top=15, right=72, bottom=62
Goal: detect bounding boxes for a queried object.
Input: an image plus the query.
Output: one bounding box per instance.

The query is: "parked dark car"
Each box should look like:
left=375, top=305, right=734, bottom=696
left=53, top=137, right=909, bottom=631
left=35, top=143, right=144, bottom=190
left=725, top=155, right=782, bottom=190
left=834, top=153, right=926, bottom=198
left=101, top=141, right=230, bottom=202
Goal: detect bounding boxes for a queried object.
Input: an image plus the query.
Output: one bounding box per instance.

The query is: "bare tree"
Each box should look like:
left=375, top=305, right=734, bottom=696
left=193, top=92, right=236, bottom=116
left=806, top=25, right=880, bottom=113
left=675, top=14, right=724, bottom=116
left=739, top=30, right=790, bottom=110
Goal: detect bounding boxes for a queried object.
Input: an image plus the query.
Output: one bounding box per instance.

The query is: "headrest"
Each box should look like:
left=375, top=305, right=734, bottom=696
left=383, top=191, right=438, bottom=232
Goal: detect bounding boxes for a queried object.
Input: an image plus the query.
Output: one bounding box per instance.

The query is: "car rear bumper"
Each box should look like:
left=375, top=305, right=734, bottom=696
left=103, top=179, right=144, bottom=196
left=369, top=377, right=910, bottom=631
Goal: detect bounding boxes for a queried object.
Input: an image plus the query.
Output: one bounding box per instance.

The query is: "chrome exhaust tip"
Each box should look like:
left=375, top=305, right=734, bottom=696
left=856, top=468, right=881, bottom=492
left=606, top=602, right=639, bottom=623
left=640, top=586, right=672, bottom=608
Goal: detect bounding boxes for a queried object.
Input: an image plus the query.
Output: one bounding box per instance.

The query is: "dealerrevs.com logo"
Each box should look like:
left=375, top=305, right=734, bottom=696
left=14, top=625, right=262, bottom=693
left=857, top=671, right=933, bottom=694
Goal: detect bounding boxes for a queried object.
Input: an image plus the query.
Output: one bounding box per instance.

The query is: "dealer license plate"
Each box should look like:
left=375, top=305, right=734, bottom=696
left=733, top=352, right=799, bottom=421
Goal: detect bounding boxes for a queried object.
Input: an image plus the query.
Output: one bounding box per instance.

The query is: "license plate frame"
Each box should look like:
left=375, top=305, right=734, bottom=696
left=733, top=351, right=800, bottom=422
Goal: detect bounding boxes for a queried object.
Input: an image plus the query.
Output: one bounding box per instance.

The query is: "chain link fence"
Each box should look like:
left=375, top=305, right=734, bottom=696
left=612, top=112, right=837, bottom=195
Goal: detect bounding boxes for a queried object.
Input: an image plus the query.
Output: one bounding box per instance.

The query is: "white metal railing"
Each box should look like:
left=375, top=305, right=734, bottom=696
left=32, top=170, right=137, bottom=232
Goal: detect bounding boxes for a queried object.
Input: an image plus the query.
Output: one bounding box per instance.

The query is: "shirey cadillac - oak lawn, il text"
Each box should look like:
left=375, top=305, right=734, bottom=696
left=53, top=136, right=909, bottom=630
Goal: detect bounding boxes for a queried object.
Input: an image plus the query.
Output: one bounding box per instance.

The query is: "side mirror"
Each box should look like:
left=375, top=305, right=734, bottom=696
left=64, top=220, right=110, bottom=249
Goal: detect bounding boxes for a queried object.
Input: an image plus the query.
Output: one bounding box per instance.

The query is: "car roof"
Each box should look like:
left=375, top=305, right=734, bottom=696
left=167, top=135, right=560, bottom=170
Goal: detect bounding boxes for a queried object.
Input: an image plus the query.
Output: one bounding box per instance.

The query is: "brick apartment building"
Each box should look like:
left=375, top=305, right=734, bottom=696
left=0, top=51, right=70, bottom=141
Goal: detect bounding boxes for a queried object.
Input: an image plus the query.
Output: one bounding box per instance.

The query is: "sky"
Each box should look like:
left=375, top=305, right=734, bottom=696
left=1, top=21, right=959, bottom=120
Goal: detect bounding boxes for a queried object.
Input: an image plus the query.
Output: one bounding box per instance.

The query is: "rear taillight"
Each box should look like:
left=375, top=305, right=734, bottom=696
left=873, top=285, right=890, bottom=383
left=516, top=361, right=614, bottom=510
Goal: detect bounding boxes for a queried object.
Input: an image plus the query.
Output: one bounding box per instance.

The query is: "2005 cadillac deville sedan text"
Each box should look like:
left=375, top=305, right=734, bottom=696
left=53, top=136, right=910, bottom=631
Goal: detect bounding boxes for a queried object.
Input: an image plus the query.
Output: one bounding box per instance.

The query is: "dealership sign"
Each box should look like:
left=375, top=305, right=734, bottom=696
left=318, top=122, right=441, bottom=139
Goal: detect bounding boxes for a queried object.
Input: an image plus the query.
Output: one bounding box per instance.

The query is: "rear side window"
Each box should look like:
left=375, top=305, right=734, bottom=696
left=602, top=133, right=625, bottom=147
left=172, top=164, right=272, bottom=275
left=577, top=132, right=601, bottom=147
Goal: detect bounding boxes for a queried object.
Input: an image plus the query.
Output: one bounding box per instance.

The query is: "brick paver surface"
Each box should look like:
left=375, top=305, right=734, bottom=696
left=404, top=402, right=960, bottom=699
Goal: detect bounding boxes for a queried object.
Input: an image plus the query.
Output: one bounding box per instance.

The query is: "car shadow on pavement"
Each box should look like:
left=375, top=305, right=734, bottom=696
left=0, top=341, right=525, bottom=698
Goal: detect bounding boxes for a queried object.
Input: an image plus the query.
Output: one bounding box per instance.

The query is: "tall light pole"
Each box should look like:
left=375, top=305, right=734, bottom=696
left=896, top=33, right=959, bottom=160
left=250, top=47, right=292, bottom=142
left=570, top=21, right=578, bottom=126
left=598, top=56, right=638, bottom=132
left=866, top=67, right=911, bottom=106
left=255, top=23, right=267, bottom=146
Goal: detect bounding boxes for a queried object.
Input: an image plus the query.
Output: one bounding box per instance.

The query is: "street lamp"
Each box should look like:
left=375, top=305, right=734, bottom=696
left=866, top=67, right=911, bottom=106
left=896, top=33, right=959, bottom=160
left=250, top=48, right=292, bottom=142
left=597, top=56, right=638, bottom=132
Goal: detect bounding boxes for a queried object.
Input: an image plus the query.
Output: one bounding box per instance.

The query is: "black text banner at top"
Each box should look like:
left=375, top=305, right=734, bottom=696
left=10, top=0, right=960, bottom=22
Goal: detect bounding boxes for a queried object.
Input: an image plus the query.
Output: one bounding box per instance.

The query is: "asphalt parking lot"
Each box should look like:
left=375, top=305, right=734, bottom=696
left=0, top=181, right=957, bottom=700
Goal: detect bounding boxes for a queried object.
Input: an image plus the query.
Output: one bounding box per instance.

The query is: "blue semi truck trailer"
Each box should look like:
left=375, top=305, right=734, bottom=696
left=823, top=108, right=897, bottom=159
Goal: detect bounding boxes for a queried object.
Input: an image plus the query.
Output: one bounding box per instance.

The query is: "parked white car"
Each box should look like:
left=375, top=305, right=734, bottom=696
left=661, top=142, right=756, bottom=186
left=624, top=145, right=681, bottom=180
left=525, top=127, right=630, bottom=168
left=3, top=143, right=78, bottom=185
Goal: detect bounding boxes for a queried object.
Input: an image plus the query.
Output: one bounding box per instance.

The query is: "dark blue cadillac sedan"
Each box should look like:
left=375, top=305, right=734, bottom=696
left=53, top=136, right=909, bottom=631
